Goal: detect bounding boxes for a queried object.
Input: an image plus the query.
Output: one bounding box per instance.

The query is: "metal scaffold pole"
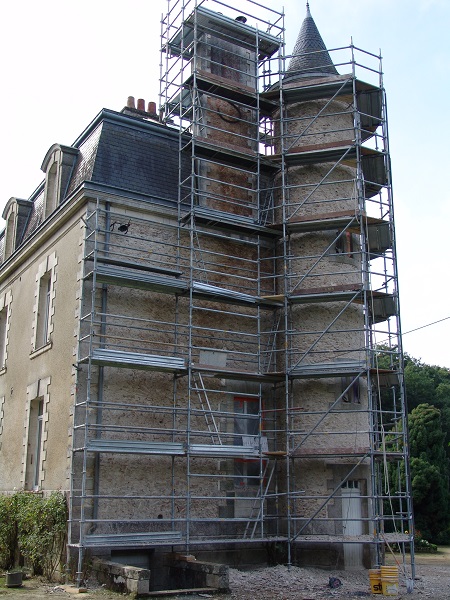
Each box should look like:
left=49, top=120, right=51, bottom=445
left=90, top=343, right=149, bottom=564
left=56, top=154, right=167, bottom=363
left=65, top=2, right=412, bottom=582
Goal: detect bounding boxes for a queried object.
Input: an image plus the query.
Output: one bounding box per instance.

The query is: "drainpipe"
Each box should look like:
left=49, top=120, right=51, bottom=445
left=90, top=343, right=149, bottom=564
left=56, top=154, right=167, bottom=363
left=92, top=201, right=111, bottom=524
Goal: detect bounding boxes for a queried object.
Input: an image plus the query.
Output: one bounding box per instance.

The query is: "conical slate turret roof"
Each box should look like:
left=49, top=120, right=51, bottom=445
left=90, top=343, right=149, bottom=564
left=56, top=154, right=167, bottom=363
left=285, top=3, right=338, bottom=81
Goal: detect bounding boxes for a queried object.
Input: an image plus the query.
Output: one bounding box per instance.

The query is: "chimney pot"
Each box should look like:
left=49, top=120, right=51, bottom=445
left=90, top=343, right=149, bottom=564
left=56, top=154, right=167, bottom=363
left=148, top=101, right=157, bottom=114
left=127, top=96, right=136, bottom=109
left=137, top=98, right=145, bottom=111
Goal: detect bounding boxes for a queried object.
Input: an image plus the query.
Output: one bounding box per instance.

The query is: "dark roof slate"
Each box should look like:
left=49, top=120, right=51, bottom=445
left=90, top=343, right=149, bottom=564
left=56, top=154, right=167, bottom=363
left=16, top=200, right=33, bottom=246
left=90, top=119, right=180, bottom=202
left=66, top=124, right=102, bottom=195
left=21, top=191, right=44, bottom=242
left=13, top=110, right=185, bottom=248
left=285, top=3, right=338, bottom=81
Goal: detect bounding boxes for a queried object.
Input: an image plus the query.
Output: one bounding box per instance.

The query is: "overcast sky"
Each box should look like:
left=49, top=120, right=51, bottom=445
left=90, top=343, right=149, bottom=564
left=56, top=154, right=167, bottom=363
left=1, top=0, right=449, bottom=367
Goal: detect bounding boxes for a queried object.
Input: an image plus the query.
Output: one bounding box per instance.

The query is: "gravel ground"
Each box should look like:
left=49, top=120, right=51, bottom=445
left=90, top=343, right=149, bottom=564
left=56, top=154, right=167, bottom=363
left=215, top=560, right=449, bottom=599
left=1, top=552, right=449, bottom=599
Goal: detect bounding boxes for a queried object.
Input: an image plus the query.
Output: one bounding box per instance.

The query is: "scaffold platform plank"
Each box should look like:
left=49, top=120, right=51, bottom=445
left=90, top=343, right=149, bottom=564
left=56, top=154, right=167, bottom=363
left=277, top=210, right=388, bottom=234
left=289, top=361, right=366, bottom=379
left=87, top=264, right=282, bottom=306
left=91, top=264, right=188, bottom=294
left=291, top=446, right=370, bottom=458
left=289, top=284, right=363, bottom=304
left=86, top=349, right=187, bottom=373
left=293, top=533, right=410, bottom=544
left=190, top=443, right=260, bottom=458
left=142, top=588, right=216, bottom=598
left=83, top=439, right=186, bottom=455
left=181, top=206, right=279, bottom=237
left=277, top=141, right=382, bottom=166
left=89, top=255, right=183, bottom=277
left=193, top=363, right=284, bottom=382
left=291, top=447, right=405, bottom=460
left=282, top=210, right=359, bottom=233
left=80, top=531, right=182, bottom=548
left=78, top=438, right=269, bottom=459
left=192, top=282, right=283, bottom=308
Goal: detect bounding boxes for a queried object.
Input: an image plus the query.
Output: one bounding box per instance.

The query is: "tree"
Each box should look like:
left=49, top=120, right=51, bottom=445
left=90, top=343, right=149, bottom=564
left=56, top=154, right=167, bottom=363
left=402, top=355, right=450, bottom=461
left=377, top=351, right=450, bottom=542
left=404, top=356, right=450, bottom=413
left=408, top=404, right=450, bottom=543
left=434, top=382, right=450, bottom=459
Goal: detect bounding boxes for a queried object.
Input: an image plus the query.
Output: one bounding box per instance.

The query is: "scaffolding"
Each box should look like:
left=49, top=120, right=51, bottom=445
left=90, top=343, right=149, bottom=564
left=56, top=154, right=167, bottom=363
left=69, top=0, right=414, bottom=586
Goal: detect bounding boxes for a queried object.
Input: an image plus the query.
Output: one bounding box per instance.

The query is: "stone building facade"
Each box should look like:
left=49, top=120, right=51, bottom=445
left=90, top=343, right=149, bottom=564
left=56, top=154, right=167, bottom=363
left=0, top=0, right=412, bottom=586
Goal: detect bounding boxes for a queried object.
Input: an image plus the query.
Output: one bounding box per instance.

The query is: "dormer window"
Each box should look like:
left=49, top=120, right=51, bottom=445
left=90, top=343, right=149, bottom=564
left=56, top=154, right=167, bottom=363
left=41, top=144, right=78, bottom=219
left=45, top=162, right=58, bottom=217
left=3, top=202, right=17, bottom=259
left=1, top=197, right=33, bottom=261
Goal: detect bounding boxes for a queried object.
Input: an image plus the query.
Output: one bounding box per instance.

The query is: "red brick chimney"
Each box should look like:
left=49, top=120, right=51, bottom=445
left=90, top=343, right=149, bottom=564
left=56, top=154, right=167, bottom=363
left=121, top=97, right=160, bottom=122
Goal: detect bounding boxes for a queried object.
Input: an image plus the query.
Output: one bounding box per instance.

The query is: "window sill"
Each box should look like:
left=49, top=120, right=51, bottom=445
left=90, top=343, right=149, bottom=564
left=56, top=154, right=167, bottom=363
left=30, top=341, right=53, bottom=359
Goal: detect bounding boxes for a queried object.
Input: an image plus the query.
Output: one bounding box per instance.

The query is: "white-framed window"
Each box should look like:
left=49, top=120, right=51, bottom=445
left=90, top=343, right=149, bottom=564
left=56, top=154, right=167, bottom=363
left=36, top=273, right=52, bottom=348
left=30, top=398, right=44, bottom=490
left=0, top=396, right=5, bottom=451
left=234, top=395, right=265, bottom=487
left=23, top=378, right=50, bottom=491
left=32, top=253, right=57, bottom=353
left=0, top=290, right=12, bottom=370
left=342, top=479, right=359, bottom=490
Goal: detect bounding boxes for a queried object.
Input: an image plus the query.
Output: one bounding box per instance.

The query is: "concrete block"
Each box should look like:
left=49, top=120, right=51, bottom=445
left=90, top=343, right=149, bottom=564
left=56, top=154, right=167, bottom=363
left=92, top=558, right=150, bottom=595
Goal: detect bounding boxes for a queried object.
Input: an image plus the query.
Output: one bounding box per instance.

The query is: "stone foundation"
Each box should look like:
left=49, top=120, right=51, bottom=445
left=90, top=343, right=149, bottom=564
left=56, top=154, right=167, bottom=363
left=92, top=553, right=229, bottom=595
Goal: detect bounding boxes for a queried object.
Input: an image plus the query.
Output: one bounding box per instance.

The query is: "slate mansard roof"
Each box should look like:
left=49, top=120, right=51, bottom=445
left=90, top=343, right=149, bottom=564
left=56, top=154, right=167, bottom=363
left=68, top=112, right=182, bottom=200
left=5, top=109, right=185, bottom=250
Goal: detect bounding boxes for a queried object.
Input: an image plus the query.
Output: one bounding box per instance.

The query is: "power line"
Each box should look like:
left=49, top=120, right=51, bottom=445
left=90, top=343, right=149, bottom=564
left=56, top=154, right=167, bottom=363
left=375, top=316, right=450, bottom=349
left=402, top=315, right=450, bottom=337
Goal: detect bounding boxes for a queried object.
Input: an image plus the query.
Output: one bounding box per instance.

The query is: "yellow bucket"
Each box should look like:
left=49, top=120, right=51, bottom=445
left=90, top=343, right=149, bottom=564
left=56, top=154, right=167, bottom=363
left=381, top=565, right=399, bottom=575
left=368, top=569, right=382, bottom=594
left=381, top=577, right=399, bottom=596
left=380, top=565, right=399, bottom=596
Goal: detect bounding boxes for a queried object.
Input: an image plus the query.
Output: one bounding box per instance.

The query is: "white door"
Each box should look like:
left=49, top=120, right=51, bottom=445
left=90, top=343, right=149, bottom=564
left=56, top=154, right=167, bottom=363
left=342, top=480, right=363, bottom=569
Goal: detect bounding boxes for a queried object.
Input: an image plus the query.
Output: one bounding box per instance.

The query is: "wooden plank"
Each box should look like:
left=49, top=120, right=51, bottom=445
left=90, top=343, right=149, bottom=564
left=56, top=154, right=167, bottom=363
left=140, top=587, right=215, bottom=597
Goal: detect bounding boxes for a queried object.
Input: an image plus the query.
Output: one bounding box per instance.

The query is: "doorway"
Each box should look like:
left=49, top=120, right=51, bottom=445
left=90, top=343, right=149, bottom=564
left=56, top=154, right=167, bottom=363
left=342, top=480, right=363, bottom=568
